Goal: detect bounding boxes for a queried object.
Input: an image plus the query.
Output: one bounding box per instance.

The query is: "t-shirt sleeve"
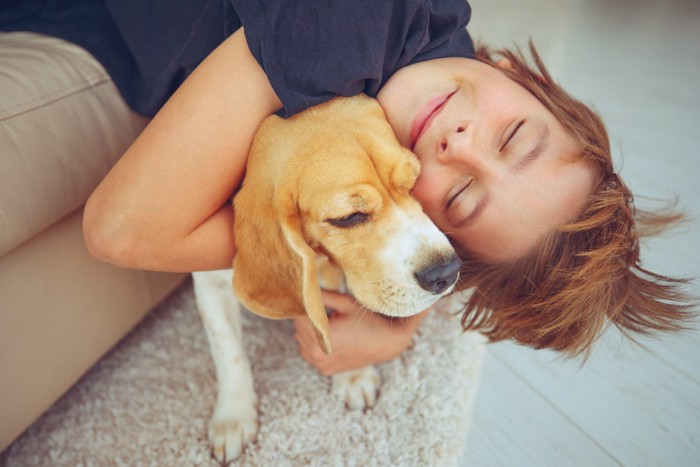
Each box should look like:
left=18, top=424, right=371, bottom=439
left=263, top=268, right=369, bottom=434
left=230, top=0, right=473, bottom=117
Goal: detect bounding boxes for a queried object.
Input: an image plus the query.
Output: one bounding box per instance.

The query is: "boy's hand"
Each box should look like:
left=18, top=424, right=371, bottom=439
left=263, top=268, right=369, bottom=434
left=294, top=290, right=428, bottom=376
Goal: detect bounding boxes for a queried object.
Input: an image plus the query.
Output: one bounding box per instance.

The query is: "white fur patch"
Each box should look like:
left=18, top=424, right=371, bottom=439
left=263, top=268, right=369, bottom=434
left=371, top=206, right=457, bottom=316
left=193, top=270, right=258, bottom=464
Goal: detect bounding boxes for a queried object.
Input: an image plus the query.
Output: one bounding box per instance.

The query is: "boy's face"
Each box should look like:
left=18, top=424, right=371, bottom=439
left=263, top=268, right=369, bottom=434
left=377, top=57, right=594, bottom=262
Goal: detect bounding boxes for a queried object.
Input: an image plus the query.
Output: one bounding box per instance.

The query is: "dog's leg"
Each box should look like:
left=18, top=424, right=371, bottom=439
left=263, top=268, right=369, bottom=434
left=193, top=270, right=258, bottom=464
left=332, top=366, right=381, bottom=410
left=316, top=256, right=382, bottom=410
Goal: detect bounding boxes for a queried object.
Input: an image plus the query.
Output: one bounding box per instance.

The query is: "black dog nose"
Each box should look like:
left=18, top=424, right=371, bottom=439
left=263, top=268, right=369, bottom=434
left=414, top=253, right=461, bottom=295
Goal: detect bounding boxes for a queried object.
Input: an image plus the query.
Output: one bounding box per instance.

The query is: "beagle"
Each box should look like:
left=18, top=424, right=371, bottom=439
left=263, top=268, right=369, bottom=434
left=192, top=94, right=460, bottom=464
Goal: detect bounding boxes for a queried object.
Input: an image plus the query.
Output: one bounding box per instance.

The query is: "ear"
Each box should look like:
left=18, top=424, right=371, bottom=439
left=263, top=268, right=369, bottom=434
left=232, top=193, right=332, bottom=355
left=495, top=58, right=513, bottom=70
left=280, top=219, right=332, bottom=355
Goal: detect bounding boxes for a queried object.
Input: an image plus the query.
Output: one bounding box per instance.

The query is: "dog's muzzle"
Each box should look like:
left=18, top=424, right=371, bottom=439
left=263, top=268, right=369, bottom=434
left=414, top=253, right=461, bottom=295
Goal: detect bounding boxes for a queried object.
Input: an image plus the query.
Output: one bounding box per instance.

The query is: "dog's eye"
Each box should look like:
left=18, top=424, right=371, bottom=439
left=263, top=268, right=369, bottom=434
left=326, top=212, right=369, bottom=228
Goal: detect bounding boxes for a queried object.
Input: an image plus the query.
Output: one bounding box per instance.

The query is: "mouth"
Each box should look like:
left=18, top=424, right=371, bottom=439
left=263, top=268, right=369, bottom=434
left=409, top=90, right=457, bottom=151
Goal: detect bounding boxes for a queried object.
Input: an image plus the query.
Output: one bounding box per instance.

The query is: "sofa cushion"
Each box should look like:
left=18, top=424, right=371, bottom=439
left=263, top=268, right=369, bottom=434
left=0, top=32, right=148, bottom=256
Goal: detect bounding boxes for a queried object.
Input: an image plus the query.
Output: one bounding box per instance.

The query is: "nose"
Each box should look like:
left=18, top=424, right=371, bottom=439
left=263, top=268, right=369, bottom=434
left=438, top=122, right=486, bottom=169
left=414, top=253, right=461, bottom=295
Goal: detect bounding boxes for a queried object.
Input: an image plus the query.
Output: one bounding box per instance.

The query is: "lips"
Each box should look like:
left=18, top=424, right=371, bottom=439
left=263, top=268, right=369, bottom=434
left=409, top=90, right=457, bottom=150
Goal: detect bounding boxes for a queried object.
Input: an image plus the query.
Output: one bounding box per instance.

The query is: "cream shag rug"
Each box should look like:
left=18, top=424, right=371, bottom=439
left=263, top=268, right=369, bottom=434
left=1, top=281, right=485, bottom=466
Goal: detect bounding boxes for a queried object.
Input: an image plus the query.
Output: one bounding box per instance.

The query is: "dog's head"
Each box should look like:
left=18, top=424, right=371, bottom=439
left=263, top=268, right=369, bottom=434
left=233, top=95, right=459, bottom=354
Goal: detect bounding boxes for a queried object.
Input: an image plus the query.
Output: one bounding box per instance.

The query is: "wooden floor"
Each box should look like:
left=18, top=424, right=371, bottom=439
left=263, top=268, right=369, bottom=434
left=459, top=1, right=700, bottom=465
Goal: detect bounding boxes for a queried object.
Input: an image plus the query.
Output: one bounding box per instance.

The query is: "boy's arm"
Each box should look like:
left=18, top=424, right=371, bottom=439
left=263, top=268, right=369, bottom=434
left=84, top=28, right=282, bottom=272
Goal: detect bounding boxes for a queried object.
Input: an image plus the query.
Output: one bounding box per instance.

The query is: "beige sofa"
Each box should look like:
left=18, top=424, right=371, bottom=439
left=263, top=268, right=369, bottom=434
left=0, top=32, right=187, bottom=452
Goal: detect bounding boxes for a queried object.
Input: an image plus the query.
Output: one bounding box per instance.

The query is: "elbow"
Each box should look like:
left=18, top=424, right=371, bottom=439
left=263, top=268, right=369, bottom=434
left=82, top=197, right=142, bottom=269
left=82, top=223, right=129, bottom=268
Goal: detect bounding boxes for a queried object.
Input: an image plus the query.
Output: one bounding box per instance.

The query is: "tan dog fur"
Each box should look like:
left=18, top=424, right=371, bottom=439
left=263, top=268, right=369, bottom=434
left=233, top=94, right=456, bottom=353
left=193, top=94, right=459, bottom=464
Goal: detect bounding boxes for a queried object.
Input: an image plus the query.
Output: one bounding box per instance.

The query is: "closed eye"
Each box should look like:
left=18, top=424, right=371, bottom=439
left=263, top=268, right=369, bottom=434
left=326, top=212, right=369, bottom=228
left=499, top=119, right=525, bottom=152
left=445, top=178, right=474, bottom=210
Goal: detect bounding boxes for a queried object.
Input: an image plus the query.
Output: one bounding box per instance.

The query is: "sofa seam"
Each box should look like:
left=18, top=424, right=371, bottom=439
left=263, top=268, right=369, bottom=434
left=0, top=76, right=114, bottom=122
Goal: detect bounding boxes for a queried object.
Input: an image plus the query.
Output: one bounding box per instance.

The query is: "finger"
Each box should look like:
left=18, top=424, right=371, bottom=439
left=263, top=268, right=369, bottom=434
left=294, top=318, right=318, bottom=350
left=294, top=317, right=335, bottom=360
left=298, top=341, right=335, bottom=373
left=296, top=334, right=320, bottom=363
left=293, top=316, right=310, bottom=333
left=320, top=290, right=360, bottom=315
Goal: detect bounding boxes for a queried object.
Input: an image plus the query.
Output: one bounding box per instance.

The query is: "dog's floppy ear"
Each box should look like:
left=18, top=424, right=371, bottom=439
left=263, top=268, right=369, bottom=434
left=232, top=192, right=332, bottom=355
left=279, top=217, right=332, bottom=355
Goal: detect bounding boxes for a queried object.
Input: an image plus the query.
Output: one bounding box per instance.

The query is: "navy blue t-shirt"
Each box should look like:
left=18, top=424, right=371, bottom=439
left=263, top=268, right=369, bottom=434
left=1, top=0, right=474, bottom=117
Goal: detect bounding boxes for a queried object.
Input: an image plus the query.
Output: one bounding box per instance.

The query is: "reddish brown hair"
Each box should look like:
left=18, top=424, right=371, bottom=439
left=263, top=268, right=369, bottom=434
left=455, top=42, right=695, bottom=356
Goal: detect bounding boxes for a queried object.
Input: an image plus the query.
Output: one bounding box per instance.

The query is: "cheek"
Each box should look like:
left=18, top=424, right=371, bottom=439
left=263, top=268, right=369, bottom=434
left=410, top=173, right=443, bottom=221
left=453, top=216, right=535, bottom=263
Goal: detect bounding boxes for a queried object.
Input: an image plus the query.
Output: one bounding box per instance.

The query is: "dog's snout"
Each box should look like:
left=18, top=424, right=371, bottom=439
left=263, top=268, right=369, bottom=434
left=414, top=253, right=461, bottom=295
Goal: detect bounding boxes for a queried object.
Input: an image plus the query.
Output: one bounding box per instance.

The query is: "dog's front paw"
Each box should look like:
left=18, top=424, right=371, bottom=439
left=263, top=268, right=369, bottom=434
left=332, top=365, right=381, bottom=410
left=208, top=406, right=258, bottom=465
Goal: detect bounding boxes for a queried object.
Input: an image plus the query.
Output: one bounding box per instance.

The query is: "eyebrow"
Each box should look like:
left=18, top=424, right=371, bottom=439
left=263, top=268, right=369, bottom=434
left=514, top=125, right=550, bottom=172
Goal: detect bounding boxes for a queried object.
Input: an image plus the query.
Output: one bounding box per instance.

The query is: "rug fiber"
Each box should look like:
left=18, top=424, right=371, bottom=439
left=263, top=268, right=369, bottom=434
left=0, top=281, right=484, bottom=466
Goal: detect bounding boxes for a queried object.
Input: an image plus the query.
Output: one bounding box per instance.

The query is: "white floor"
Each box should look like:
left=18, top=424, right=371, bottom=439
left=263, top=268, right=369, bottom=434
left=459, top=1, right=700, bottom=466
